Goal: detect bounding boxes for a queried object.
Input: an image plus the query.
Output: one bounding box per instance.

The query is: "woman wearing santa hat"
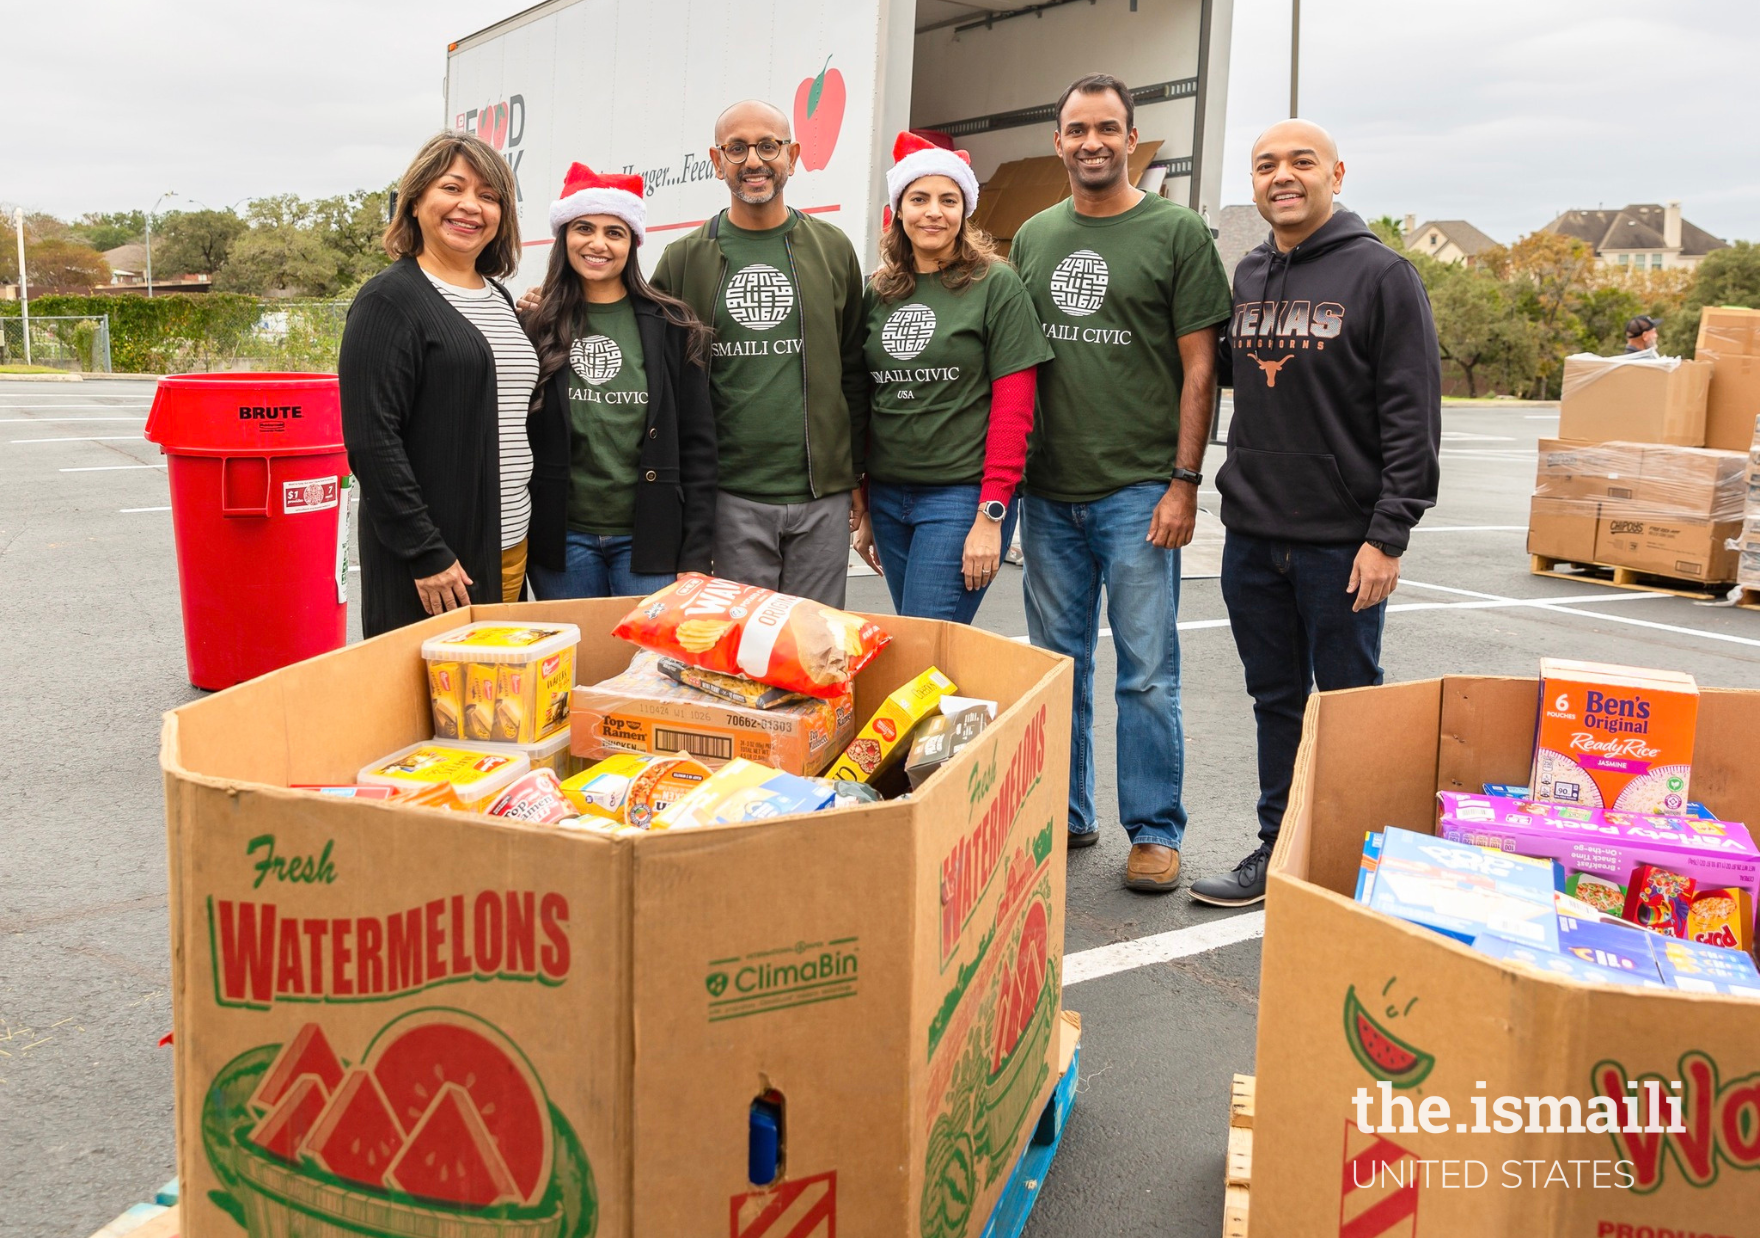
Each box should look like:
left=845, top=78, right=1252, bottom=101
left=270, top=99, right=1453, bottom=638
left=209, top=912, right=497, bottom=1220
left=523, top=163, right=717, bottom=599
left=853, top=132, right=1053, bottom=624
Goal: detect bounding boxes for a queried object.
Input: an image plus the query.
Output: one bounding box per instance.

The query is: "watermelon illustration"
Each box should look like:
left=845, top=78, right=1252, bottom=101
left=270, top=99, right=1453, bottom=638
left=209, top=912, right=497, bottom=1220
left=366, top=1008, right=554, bottom=1206
left=302, top=1066, right=405, bottom=1188
left=1343, top=985, right=1435, bottom=1089
left=249, top=1021, right=344, bottom=1113
left=386, top=1081, right=522, bottom=1208
left=919, top=1112, right=975, bottom=1238
left=248, top=1073, right=329, bottom=1163
left=992, top=900, right=1050, bottom=1073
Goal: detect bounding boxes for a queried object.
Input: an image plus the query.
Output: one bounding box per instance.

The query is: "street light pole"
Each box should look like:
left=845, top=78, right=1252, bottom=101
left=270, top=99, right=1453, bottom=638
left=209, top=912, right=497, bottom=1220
left=12, top=207, right=29, bottom=365
left=145, top=191, right=176, bottom=298
left=1290, top=0, right=1301, bottom=117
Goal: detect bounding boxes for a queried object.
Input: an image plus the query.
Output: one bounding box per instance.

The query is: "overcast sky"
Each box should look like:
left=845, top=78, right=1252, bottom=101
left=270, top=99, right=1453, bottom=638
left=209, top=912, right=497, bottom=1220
left=4, top=0, right=1756, bottom=245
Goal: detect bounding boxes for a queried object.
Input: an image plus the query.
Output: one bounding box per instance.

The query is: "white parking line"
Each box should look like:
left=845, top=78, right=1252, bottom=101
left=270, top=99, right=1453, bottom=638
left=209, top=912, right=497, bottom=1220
left=1064, top=911, right=1266, bottom=986
left=13, top=435, right=143, bottom=443
left=1524, top=413, right=1560, bottom=419
left=60, top=464, right=165, bottom=472
left=1401, top=579, right=1760, bottom=649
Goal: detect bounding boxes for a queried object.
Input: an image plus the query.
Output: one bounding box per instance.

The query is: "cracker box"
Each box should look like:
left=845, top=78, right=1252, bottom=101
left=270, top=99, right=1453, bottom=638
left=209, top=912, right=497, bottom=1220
left=420, top=622, right=579, bottom=745
left=1530, top=659, right=1698, bottom=812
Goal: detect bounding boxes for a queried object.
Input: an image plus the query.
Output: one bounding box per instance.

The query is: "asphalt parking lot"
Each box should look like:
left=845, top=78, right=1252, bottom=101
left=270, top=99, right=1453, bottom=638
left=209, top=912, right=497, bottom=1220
left=3, top=377, right=1758, bottom=1238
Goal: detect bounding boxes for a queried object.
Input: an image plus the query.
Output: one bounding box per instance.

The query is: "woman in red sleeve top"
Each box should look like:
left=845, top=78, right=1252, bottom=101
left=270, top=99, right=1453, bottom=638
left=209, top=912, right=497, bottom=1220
left=852, top=131, right=1052, bottom=624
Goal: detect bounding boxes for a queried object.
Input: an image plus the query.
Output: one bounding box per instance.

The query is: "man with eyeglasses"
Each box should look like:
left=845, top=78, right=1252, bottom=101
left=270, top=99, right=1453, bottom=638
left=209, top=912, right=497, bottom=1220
left=650, top=99, right=869, bottom=606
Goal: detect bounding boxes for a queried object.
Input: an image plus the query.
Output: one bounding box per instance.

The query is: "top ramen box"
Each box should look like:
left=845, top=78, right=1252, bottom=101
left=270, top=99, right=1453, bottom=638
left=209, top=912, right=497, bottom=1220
left=161, top=597, right=1073, bottom=1238
left=1530, top=658, right=1698, bottom=813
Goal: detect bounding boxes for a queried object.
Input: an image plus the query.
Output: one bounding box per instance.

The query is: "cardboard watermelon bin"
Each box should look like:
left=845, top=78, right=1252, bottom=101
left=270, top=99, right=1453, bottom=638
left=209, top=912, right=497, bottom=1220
left=1253, top=676, right=1760, bottom=1236
left=161, top=598, right=1073, bottom=1238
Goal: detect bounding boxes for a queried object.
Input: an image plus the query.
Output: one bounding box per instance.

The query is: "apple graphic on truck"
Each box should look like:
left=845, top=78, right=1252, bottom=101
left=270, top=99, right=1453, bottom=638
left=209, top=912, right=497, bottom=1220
left=793, top=55, right=845, bottom=171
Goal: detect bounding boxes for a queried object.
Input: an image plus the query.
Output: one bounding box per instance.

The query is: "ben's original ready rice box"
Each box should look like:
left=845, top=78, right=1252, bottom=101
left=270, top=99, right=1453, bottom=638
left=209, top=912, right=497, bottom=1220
left=421, top=622, right=579, bottom=745
left=571, top=652, right=854, bottom=775
left=1530, top=659, right=1698, bottom=812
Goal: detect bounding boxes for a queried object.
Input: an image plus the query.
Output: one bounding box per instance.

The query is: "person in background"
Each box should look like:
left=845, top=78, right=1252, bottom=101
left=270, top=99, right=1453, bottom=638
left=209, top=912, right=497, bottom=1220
left=1188, top=120, right=1440, bottom=908
left=1011, top=74, right=1232, bottom=893
left=340, top=131, right=539, bottom=637
left=1623, top=315, right=1660, bottom=354
left=522, top=163, right=716, bottom=598
left=850, top=132, right=1052, bottom=622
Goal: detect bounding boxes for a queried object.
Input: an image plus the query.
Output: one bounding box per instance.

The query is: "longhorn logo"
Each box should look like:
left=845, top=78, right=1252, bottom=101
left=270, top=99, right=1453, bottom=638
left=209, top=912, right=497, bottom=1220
left=1247, top=352, right=1294, bottom=387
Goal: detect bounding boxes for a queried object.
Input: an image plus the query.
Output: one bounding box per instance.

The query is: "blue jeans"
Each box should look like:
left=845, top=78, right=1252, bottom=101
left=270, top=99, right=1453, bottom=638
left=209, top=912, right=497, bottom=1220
left=868, top=482, right=1019, bottom=624
left=1021, top=482, right=1185, bottom=848
left=1220, top=532, right=1386, bottom=846
left=527, top=531, right=675, bottom=600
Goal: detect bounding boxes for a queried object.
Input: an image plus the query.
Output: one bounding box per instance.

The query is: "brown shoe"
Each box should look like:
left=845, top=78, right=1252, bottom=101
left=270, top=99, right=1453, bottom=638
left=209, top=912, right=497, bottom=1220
left=1124, top=843, right=1182, bottom=893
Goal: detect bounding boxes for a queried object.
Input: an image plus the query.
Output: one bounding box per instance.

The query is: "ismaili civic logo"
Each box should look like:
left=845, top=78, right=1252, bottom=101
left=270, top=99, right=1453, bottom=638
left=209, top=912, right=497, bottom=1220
left=570, top=336, right=622, bottom=386
left=725, top=264, right=795, bottom=330
left=1049, top=249, right=1109, bottom=317
left=882, top=303, right=937, bottom=360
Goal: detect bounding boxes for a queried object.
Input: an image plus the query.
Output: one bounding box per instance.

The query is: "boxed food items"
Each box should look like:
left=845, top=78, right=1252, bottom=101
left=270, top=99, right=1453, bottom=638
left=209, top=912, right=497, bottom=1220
left=1688, top=887, right=1754, bottom=952
left=1556, top=353, right=1711, bottom=446
left=1696, top=307, right=1760, bottom=450
left=653, top=759, right=837, bottom=830
left=1525, top=495, right=1600, bottom=564
left=904, top=703, right=991, bottom=789
left=291, top=784, right=399, bottom=800
left=655, top=657, right=808, bottom=709
left=1363, top=827, right=1560, bottom=950
left=485, top=768, right=577, bottom=825
left=571, top=652, right=854, bottom=775
left=1557, top=912, right=1664, bottom=978
left=1470, top=931, right=1670, bottom=991
left=356, top=741, right=530, bottom=813
left=1595, top=511, right=1741, bottom=581
left=1481, top=783, right=1717, bottom=819
left=612, top=574, right=887, bottom=699
left=1532, top=439, right=1642, bottom=503
left=560, top=752, right=711, bottom=829
left=421, top=622, right=579, bottom=744
left=826, top=666, right=957, bottom=783
left=1623, top=863, right=1696, bottom=936
left=1530, top=658, right=1697, bottom=811
left=1654, top=935, right=1760, bottom=996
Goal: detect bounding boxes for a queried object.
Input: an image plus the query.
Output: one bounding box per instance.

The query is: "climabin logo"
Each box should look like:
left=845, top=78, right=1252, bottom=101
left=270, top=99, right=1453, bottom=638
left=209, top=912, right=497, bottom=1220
left=882, top=303, right=937, bottom=360
left=1049, top=249, right=1109, bottom=317
left=569, top=335, right=623, bottom=386
left=725, top=264, right=795, bottom=331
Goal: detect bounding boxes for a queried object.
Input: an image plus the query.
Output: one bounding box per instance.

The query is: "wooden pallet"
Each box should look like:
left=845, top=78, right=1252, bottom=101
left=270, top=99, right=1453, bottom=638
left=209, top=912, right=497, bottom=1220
left=982, top=1010, right=1083, bottom=1238
left=1529, top=554, right=1736, bottom=600
left=1223, top=1073, right=1255, bottom=1237
left=1739, top=586, right=1760, bottom=612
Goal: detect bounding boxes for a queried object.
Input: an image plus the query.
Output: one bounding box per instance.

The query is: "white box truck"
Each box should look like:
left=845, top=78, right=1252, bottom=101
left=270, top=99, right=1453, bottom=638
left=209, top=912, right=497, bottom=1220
left=444, top=0, right=1232, bottom=286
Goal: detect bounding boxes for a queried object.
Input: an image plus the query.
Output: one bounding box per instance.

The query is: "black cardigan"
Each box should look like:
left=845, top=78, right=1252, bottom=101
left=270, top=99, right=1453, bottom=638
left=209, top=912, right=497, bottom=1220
left=338, top=258, right=508, bottom=638
left=526, top=293, right=717, bottom=577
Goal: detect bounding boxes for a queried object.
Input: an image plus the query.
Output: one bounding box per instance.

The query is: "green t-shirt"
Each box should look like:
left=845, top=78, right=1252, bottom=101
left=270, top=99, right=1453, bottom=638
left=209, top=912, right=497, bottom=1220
left=565, top=297, right=649, bottom=535
left=862, top=264, right=1053, bottom=487
left=1011, top=193, right=1232, bottom=503
left=711, top=215, right=811, bottom=503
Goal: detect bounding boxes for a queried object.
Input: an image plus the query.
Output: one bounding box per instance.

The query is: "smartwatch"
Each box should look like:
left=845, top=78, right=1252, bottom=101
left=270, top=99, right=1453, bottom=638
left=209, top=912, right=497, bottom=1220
left=979, top=500, right=1007, bottom=522
left=1366, top=539, right=1403, bottom=558
left=1170, top=467, right=1203, bottom=486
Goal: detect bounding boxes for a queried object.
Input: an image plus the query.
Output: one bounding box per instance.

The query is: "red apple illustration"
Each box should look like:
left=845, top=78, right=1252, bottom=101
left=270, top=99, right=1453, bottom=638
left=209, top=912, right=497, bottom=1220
left=793, top=56, right=845, bottom=171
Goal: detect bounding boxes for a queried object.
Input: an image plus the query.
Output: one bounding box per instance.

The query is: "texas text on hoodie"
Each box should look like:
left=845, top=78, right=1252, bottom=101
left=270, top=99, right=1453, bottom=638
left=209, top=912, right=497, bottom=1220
left=1216, top=209, right=1441, bottom=552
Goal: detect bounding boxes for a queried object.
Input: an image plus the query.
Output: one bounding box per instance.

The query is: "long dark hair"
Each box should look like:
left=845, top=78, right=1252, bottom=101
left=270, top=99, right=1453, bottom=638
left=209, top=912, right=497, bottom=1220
left=526, top=234, right=714, bottom=389
left=870, top=207, right=1001, bottom=304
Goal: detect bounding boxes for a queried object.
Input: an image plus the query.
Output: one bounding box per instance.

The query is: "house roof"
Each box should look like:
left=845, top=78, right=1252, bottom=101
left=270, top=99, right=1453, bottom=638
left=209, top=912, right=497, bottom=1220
left=1407, top=219, right=1498, bottom=257
left=102, top=243, right=147, bottom=273
left=1215, top=204, right=1268, bottom=280
left=1541, top=205, right=1727, bottom=256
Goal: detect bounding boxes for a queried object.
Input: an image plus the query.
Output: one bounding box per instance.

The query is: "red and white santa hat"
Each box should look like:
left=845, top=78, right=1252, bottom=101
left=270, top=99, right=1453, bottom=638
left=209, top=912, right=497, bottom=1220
left=549, top=162, right=646, bottom=244
left=885, top=131, right=979, bottom=216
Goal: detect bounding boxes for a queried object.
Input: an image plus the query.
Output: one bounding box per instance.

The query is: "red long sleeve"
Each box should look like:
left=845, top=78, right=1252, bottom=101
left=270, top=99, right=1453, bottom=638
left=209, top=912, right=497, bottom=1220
left=980, top=365, right=1037, bottom=508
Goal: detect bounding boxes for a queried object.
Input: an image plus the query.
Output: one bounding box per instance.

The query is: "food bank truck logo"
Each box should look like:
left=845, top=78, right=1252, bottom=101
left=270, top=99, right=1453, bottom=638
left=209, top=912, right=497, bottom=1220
left=570, top=335, right=622, bottom=386
left=882, top=303, right=937, bottom=360
left=725, top=265, right=795, bottom=331
left=1049, top=249, right=1109, bottom=317
left=453, top=94, right=527, bottom=199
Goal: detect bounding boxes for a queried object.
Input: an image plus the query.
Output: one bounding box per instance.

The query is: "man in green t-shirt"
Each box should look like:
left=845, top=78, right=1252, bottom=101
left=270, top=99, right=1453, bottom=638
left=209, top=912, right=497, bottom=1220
left=649, top=99, right=869, bottom=607
left=1012, top=74, right=1232, bottom=893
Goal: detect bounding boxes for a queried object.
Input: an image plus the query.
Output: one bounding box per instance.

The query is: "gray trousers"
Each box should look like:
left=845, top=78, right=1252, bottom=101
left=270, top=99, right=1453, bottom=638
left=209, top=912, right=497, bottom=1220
left=713, top=489, right=852, bottom=608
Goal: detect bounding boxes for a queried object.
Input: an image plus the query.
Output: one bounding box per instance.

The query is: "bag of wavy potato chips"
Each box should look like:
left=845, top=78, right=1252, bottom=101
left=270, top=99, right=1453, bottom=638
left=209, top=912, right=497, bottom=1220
left=613, top=574, right=888, bottom=699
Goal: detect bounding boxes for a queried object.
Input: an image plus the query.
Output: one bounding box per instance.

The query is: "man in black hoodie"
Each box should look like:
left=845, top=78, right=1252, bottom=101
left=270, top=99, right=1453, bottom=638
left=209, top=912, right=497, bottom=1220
left=1189, top=120, right=1441, bottom=907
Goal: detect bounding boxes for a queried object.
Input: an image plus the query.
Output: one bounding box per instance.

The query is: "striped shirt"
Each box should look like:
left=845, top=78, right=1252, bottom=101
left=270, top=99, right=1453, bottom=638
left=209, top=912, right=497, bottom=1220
left=424, top=271, right=540, bottom=549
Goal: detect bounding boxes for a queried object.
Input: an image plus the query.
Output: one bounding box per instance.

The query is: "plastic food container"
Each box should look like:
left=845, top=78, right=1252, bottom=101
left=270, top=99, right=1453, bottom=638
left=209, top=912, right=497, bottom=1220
left=356, top=742, right=531, bottom=813
left=421, top=622, right=580, bottom=745
left=456, top=730, right=585, bottom=780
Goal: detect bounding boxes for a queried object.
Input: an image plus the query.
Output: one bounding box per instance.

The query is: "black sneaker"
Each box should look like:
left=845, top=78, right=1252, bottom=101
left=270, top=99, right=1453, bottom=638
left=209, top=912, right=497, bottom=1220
left=1189, top=842, right=1273, bottom=907
left=1067, top=825, right=1100, bottom=849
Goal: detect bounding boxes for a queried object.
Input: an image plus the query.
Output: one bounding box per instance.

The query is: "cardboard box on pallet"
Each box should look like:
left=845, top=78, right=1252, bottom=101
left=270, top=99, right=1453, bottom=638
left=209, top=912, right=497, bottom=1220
left=1526, top=496, right=1600, bottom=564
left=1556, top=354, right=1711, bottom=446
left=161, top=598, right=1073, bottom=1238
left=1694, top=307, right=1760, bottom=451
left=1595, top=511, right=1741, bottom=581
left=1251, top=676, right=1760, bottom=1236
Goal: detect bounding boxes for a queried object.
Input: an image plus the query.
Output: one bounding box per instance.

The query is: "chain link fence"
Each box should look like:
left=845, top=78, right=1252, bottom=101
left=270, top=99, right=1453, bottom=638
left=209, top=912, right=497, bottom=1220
left=0, top=314, right=113, bottom=372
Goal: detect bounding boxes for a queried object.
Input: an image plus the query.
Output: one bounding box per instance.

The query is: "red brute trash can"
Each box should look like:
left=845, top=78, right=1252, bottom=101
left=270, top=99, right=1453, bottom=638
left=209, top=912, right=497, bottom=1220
left=145, top=373, right=350, bottom=689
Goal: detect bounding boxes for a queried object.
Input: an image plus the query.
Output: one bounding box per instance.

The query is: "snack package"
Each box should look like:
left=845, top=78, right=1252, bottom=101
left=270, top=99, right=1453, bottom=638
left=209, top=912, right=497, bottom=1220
left=1472, top=933, right=1671, bottom=991
left=1564, top=871, right=1628, bottom=915
left=571, top=652, right=854, bottom=776
left=1483, top=784, right=1717, bottom=820
left=1623, top=864, right=1696, bottom=936
left=904, top=705, right=991, bottom=789
left=1686, top=888, right=1755, bottom=953
left=654, top=759, right=836, bottom=831
left=1557, top=914, right=1664, bottom=979
left=485, top=769, right=577, bottom=825
left=561, top=753, right=712, bottom=829
left=291, top=785, right=399, bottom=800
left=1367, top=828, right=1559, bottom=949
left=1530, top=659, right=1698, bottom=813
left=827, top=667, right=958, bottom=783
left=612, top=574, right=888, bottom=699
left=421, top=622, right=580, bottom=745
left=357, top=742, right=530, bottom=813
left=1655, top=935, right=1760, bottom=996
left=656, top=658, right=809, bottom=709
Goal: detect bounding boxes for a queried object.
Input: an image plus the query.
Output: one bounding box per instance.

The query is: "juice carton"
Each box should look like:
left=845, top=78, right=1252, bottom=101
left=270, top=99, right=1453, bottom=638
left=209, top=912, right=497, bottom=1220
left=1367, top=828, right=1559, bottom=949
left=1530, top=659, right=1698, bottom=813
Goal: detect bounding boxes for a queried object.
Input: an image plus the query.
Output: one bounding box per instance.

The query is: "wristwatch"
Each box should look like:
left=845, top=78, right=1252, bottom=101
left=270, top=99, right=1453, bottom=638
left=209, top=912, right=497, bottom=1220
left=1366, top=539, right=1403, bottom=558
left=1170, top=467, right=1203, bottom=486
left=979, top=500, right=1007, bottom=522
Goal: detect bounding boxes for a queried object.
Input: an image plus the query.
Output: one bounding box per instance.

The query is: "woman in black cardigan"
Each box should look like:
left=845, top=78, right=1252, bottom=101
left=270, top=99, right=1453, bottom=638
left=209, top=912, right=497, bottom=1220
left=523, top=163, right=716, bottom=597
left=339, top=132, right=538, bottom=637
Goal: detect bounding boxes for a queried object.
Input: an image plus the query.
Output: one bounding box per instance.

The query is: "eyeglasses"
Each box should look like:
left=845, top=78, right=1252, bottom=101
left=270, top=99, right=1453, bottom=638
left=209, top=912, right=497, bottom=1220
left=716, top=137, right=788, bottom=164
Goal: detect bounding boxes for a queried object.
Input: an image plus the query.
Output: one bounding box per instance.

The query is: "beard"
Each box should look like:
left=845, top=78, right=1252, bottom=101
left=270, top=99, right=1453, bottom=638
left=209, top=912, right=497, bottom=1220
left=732, top=167, right=786, bottom=205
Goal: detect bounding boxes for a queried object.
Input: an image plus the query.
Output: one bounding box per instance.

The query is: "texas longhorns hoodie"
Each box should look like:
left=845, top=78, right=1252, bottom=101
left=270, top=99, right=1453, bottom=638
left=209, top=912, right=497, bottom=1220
left=1217, top=208, right=1441, bottom=552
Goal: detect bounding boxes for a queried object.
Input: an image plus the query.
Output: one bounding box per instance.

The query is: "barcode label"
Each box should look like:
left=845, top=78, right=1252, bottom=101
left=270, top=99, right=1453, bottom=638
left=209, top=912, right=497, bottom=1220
left=654, top=728, right=733, bottom=761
